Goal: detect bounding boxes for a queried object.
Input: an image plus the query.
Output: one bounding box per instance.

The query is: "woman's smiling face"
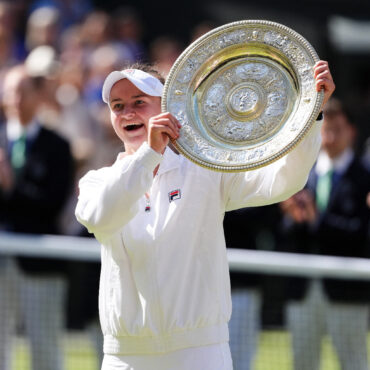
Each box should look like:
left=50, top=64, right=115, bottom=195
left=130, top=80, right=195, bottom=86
left=109, top=78, right=161, bottom=155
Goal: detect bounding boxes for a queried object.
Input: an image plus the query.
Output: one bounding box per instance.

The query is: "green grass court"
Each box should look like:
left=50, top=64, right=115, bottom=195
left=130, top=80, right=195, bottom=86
left=13, top=329, right=359, bottom=370
left=254, top=330, right=341, bottom=370
left=13, top=332, right=98, bottom=370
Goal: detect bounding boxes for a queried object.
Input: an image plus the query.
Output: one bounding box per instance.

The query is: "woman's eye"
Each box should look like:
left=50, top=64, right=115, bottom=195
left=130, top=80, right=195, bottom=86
left=112, top=103, right=123, bottom=111
left=135, top=100, right=144, bottom=106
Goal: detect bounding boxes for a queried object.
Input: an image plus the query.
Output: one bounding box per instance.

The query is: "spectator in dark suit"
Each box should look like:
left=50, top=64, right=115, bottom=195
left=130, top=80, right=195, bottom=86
left=279, top=97, right=370, bottom=370
left=224, top=205, right=279, bottom=370
left=224, top=208, right=262, bottom=370
left=0, top=64, right=73, bottom=370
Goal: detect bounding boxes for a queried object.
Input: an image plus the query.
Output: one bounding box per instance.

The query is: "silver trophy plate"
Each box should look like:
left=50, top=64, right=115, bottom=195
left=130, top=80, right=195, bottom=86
left=162, top=20, right=323, bottom=172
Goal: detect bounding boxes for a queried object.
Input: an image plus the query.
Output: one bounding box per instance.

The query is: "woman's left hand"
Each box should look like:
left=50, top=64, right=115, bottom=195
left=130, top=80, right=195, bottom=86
left=314, top=60, right=335, bottom=109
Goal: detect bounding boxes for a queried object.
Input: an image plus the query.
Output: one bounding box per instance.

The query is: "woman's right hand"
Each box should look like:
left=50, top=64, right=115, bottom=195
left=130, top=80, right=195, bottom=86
left=148, top=112, right=181, bottom=154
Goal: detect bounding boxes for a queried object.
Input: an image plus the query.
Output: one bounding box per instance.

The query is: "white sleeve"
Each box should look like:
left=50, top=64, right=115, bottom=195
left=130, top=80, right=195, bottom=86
left=75, top=142, right=163, bottom=236
left=222, top=119, right=323, bottom=211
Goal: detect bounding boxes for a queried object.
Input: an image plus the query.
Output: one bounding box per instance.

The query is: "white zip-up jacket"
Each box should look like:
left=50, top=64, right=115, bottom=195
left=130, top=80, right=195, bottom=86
left=75, top=120, right=322, bottom=355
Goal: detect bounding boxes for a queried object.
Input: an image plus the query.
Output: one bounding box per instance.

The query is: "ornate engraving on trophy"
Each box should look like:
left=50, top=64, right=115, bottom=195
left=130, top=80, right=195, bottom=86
left=199, top=59, right=290, bottom=144
left=230, top=87, right=259, bottom=114
left=163, top=20, right=322, bottom=171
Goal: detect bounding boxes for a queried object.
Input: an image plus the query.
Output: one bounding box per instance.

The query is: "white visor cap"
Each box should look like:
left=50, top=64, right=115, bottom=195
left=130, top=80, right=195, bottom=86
left=102, top=68, right=164, bottom=103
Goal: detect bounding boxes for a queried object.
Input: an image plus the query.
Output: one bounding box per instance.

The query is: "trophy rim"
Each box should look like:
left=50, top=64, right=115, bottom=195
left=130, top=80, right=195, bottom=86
left=162, top=19, right=324, bottom=172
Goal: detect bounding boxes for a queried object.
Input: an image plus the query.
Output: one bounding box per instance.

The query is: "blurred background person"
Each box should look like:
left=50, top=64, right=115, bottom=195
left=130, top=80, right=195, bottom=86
left=83, top=43, right=128, bottom=115
left=29, top=0, right=92, bottom=30
left=112, top=6, right=146, bottom=62
left=189, top=20, right=218, bottom=43
left=79, top=10, right=114, bottom=60
left=0, top=2, right=22, bottom=68
left=25, top=6, right=61, bottom=53
left=224, top=208, right=262, bottom=370
left=279, top=97, right=370, bottom=370
left=362, top=136, right=370, bottom=170
left=0, top=62, right=74, bottom=370
left=149, top=35, right=183, bottom=77
left=0, top=1, right=26, bottom=121
left=224, top=205, right=280, bottom=370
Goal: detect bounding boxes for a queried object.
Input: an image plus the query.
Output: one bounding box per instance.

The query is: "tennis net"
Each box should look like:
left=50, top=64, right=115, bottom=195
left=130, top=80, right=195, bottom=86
left=1, top=231, right=370, bottom=370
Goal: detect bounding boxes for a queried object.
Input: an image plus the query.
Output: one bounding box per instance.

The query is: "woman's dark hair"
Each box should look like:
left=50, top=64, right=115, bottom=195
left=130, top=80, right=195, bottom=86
left=122, top=61, right=165, bottom=84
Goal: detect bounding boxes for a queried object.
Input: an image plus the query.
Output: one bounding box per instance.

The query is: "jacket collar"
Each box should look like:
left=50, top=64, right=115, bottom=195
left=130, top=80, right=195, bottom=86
left=157, top=145, right=181, bottom=176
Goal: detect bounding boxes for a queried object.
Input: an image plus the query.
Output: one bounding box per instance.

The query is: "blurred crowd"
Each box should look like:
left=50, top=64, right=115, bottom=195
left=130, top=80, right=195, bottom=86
left=0, top=2, right=215, bottom=369
left=0, top=1, right=214, bottom=237
left=0, top=1, right=369, bottom=370
left=0, top=2, right=221, bottom=369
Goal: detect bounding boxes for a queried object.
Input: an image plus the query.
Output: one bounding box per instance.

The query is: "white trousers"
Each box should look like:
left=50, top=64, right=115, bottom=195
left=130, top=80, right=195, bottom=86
left=228, top=288, right=261, bottom=370
left=0, top=258, right=66, bottom=370
left=101, top=342, right=233, bottom=370
left=286, top=280, right=369, bottom=370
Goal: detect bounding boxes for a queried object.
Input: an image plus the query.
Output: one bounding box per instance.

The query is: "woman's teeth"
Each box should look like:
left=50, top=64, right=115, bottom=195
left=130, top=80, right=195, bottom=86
left=125, top=123, right=144, bottom=131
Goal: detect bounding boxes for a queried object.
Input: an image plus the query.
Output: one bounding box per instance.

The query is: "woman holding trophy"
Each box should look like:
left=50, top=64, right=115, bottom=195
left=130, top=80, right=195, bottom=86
left=75, top=20, right=335, bottom=370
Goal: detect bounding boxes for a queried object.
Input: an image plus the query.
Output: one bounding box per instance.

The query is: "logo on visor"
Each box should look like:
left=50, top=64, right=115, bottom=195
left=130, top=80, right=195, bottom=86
left=168, top=189, right=181, bottom=202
